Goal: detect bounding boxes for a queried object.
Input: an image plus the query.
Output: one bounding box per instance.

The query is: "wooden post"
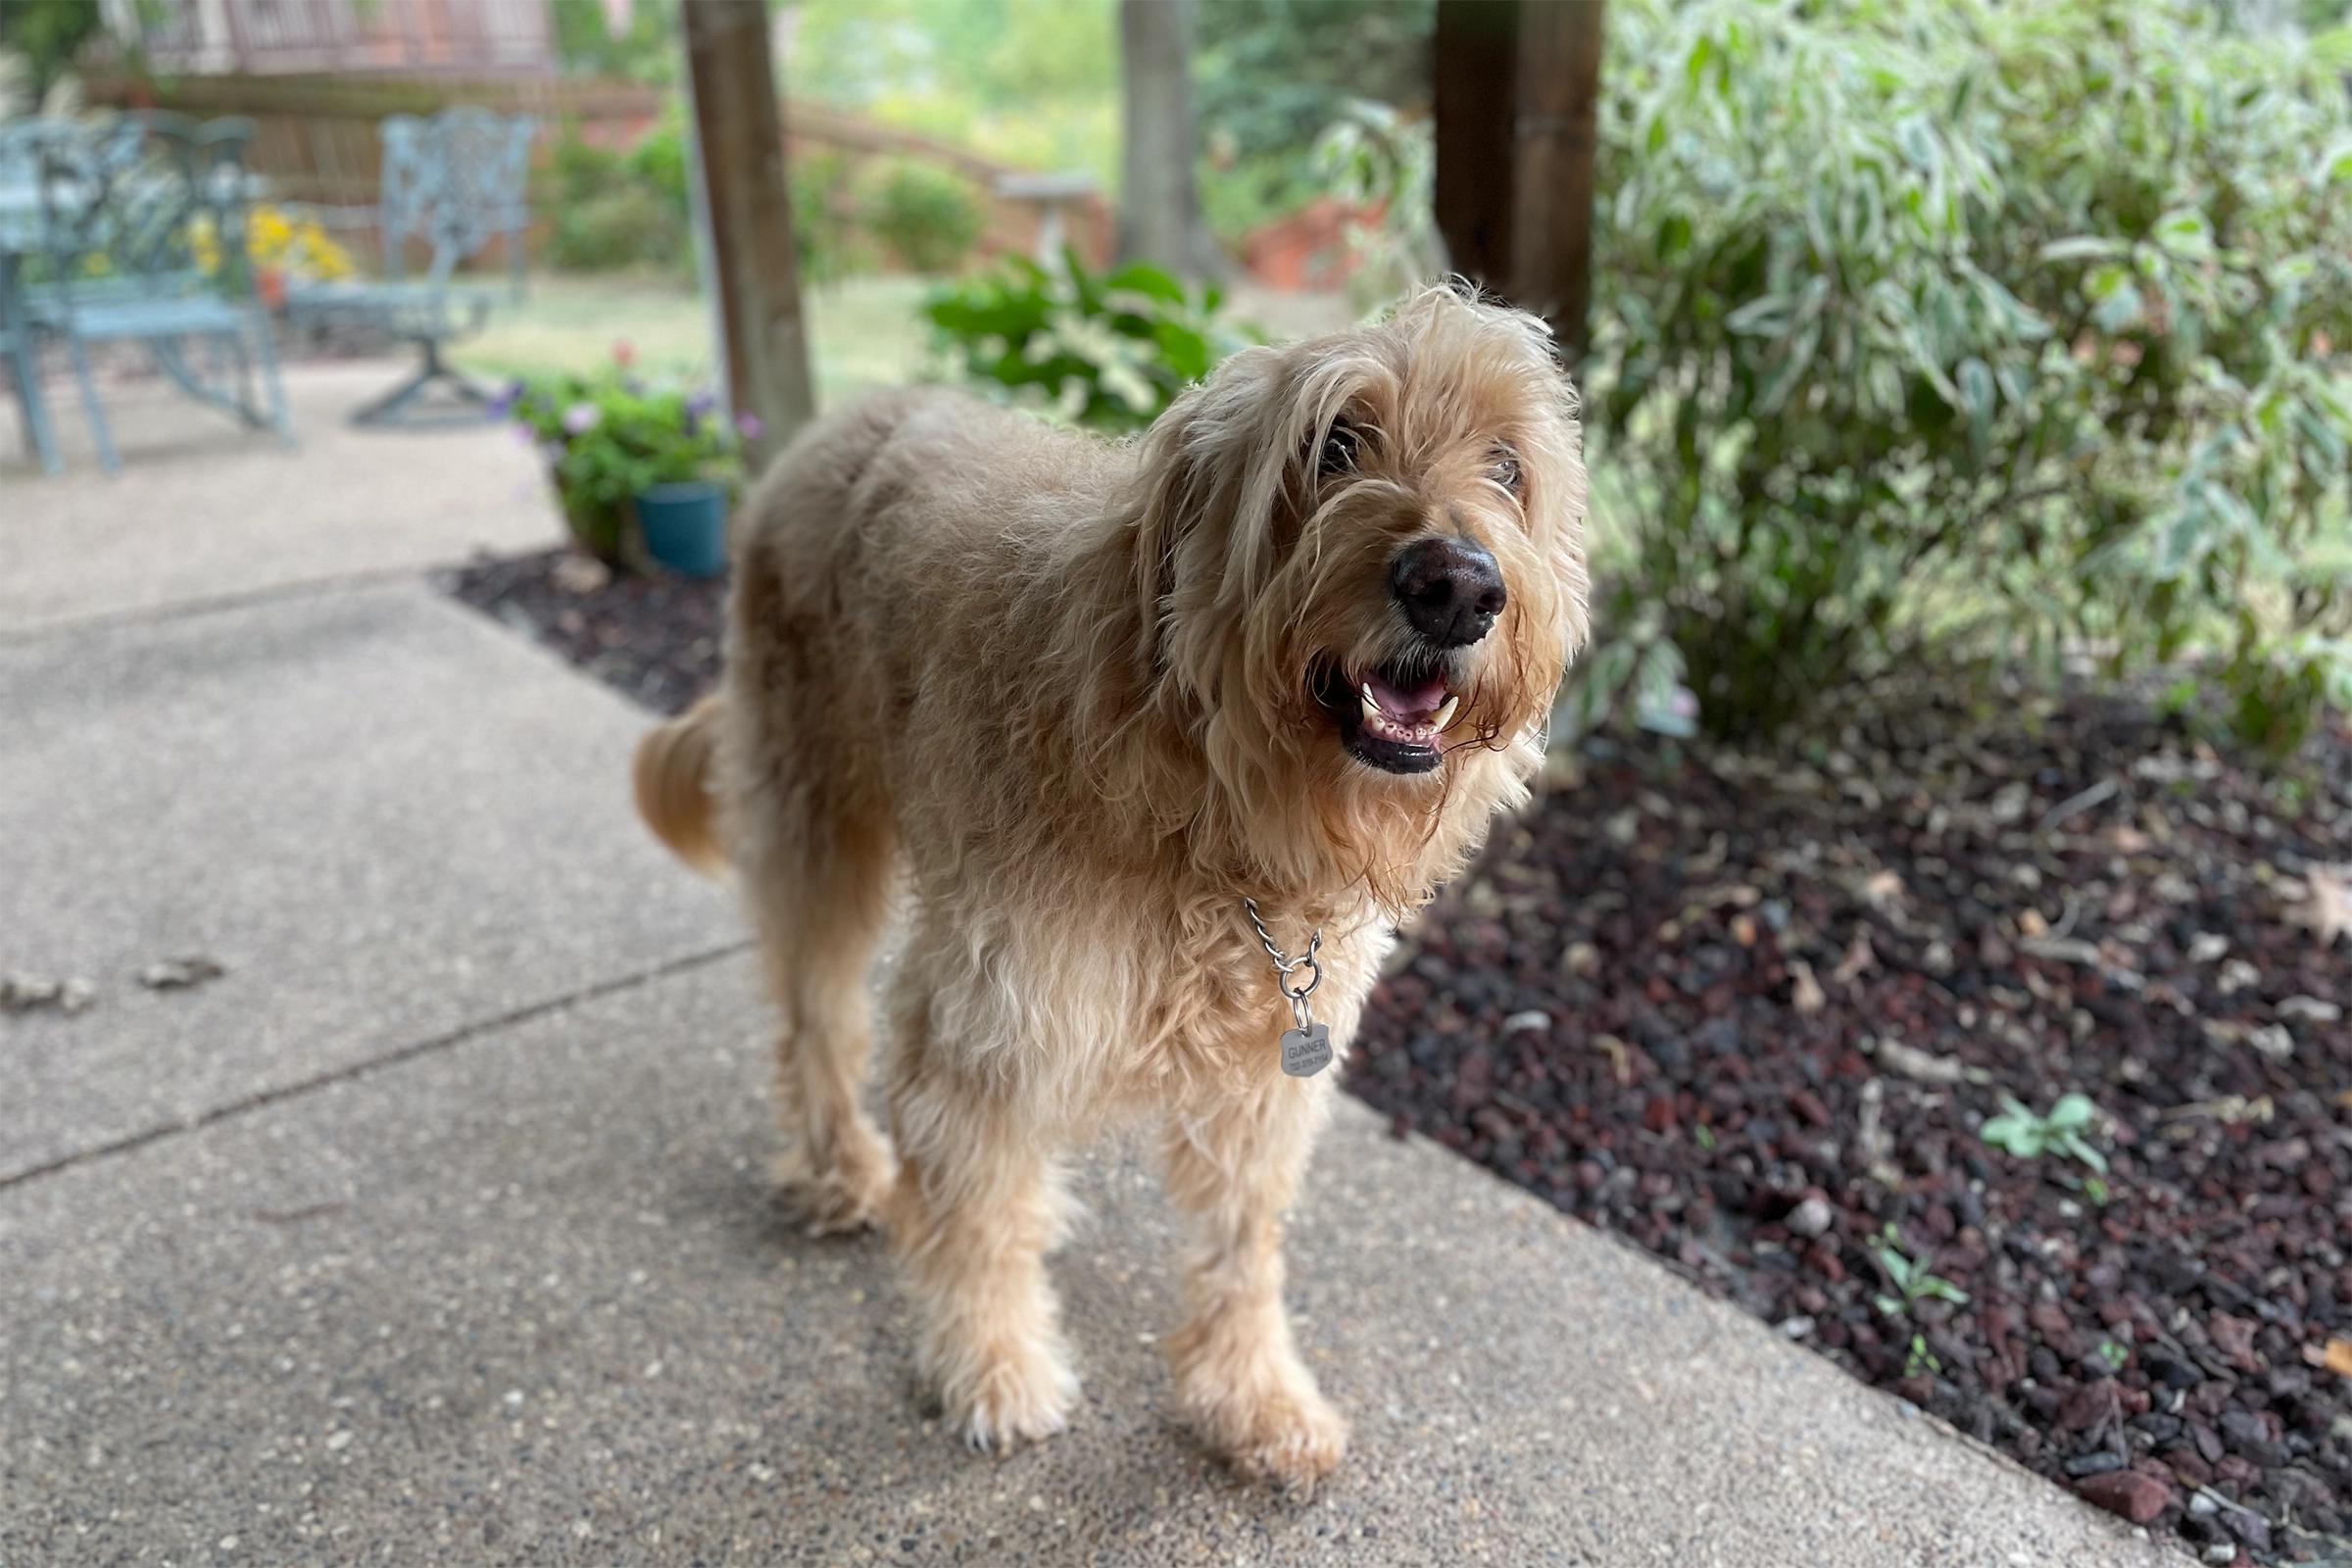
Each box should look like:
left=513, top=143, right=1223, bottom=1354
left=1432, top=0, right=1519, bottom=290
left=681, top=0, right=814, bottom=466
left=1511, top=1, right=1604, bottom=364
left=1433, top=0, right=1605, bottom=366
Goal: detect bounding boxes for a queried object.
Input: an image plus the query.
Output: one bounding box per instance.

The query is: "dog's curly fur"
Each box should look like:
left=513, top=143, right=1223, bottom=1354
left=634, top=284, right=1588, bottom=1491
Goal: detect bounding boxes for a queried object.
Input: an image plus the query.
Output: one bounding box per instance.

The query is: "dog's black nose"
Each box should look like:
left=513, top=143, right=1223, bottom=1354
left=1390, top=536, right=1506, bottom=648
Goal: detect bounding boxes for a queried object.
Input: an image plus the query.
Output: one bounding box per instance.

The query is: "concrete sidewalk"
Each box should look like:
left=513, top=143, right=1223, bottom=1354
left=0, top=361, right=556, bottom=639
left=0, top=518, right=2184, bottom=1561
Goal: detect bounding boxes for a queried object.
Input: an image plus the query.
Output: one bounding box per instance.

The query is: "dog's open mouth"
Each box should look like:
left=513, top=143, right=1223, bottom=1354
left=1314, top=662, right=1458, bottom=774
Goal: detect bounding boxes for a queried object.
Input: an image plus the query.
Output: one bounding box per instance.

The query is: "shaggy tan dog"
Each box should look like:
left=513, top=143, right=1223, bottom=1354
left=633, top=284, right=1588, bottom=1491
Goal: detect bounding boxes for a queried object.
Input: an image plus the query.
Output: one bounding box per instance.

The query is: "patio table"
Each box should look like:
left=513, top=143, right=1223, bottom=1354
left=0, top=178, right=64, bottom=475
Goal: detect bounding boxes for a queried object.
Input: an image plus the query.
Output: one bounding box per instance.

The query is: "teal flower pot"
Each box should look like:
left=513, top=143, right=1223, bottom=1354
left=635, top=481, right=730, bottom=578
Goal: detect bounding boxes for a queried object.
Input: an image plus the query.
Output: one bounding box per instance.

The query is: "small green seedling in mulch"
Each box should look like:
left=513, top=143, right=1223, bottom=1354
left=1903, top=1334, right=1942, bottom=1380
left=2095, top=1339, right=2130, bottom=1374
left=1693, top=1123, right=1716, bottom=1152
left=1980, top=1093, right=2108, bottom=1174
left=1870, top=1225, right=1971, bottom=1319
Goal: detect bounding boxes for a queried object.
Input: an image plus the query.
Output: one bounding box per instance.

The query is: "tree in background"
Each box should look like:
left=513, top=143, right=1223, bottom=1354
left=783, top=0, right=1119, bottom=193
left=1194, top=0, right=1433, bottom=244
left=1, top=0, right=103, bottom=107
left=1117, top=0, right=1225, bottom=276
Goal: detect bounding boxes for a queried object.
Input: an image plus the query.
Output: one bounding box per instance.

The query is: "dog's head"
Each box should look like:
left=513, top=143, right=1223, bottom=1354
left=1127, top=284, right=1589, bottom=903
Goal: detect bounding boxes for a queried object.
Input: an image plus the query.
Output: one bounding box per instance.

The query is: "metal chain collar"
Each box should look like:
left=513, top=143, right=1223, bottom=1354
left=1244, top=898, right=1323, bottom=1033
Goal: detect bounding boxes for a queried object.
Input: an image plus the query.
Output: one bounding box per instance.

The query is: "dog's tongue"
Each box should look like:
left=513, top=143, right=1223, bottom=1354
left=1364, top=670, right=1450, bottom=723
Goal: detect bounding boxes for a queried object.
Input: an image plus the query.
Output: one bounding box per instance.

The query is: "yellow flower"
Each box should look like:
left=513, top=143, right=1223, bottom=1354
left=187, top=205, right=356, bottom=283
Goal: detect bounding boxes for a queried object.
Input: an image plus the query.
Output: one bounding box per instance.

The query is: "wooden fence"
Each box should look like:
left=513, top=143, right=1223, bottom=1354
left=81, top=73, right=1114, bottom=272
left=130, top=0, right=557, bottom=78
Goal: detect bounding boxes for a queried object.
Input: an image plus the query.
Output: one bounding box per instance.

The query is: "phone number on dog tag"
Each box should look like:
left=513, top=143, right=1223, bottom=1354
left=1280, top=1023, right=1333, bottom=1078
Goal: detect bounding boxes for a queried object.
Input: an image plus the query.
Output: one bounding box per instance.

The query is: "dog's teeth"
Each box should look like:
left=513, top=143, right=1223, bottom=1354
left=1434, top=696, right=1459, bottom=731
left=1360, top=685, right=1382, bottom=722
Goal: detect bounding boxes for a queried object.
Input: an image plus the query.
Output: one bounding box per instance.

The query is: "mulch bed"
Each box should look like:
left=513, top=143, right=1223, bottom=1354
left=438, top=547, right=724, bottom=717
left=445, top=547, right=2352, bottom=1565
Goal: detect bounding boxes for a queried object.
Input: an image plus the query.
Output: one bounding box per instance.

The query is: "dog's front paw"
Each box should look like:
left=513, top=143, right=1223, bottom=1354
left=772, top=1125, right=898, bottom=1236
left=1174, top=1353, right=1348, bottom=1494
left=939, top=1340, right=1080, bottom=1453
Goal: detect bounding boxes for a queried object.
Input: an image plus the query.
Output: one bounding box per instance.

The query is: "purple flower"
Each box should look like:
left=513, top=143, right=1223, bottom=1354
left=734, top=411, right=765, bottom=442
left=562, top=402, right=602, bottom=436
left=489, top=378, right=524, bottom=418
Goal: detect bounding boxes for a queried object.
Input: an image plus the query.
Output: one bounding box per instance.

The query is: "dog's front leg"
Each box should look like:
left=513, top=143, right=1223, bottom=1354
left=1159, top=1071, right=1348, bottom=1493
left=886, top=1054, right=1079, bottom=1451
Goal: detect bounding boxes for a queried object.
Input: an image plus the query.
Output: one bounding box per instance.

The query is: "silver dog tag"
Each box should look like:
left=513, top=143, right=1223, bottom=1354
left=1280, top=1023, right=1333, bottom=1078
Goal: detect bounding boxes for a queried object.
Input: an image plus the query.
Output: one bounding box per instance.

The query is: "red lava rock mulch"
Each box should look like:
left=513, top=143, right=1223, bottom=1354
left=443, top=549, right=2352, bottom=1563
left=437, top=547, right=723, bottom=718
left=1350, top=684, right=2352, bottom=1564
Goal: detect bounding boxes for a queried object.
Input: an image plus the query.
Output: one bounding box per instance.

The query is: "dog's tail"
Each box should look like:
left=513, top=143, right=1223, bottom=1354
left=633, top=694, right=729, bottom=877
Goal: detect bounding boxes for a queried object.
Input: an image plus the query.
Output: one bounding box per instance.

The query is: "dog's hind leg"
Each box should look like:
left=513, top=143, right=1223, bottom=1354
left=1158, top=1074, right=1348, bottom=1493
left=885, top=1007, right=1079, bottom=1450
left=736, top=783, right=900, bottom=1236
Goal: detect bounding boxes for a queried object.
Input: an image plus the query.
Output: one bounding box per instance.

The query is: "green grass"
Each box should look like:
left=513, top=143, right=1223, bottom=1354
left=453, top=272, right=935, bottom=412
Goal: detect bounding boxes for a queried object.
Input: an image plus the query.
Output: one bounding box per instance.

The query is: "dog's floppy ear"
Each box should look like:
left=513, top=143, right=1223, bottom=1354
left=1125, top=345, right=1307, bottom=683
left=1128, top=342, right=1382, bottom=697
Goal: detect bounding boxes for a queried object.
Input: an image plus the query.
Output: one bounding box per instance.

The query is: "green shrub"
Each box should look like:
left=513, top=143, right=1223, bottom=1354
left=1577, top=0, right=2352, bottom=750
left=624, top=112, right=691, bottom=207
left=924, top=251, right=1258, bottom=431
left=791, top=146, right=863, bottom=285
left=865, top=158, right=984, bottom=274
left=542, top=122, right=689, bottom=273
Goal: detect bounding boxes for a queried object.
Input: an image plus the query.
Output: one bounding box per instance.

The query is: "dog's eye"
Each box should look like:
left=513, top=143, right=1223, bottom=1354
left=1491, top=447, right=1523, bottom=495
left=1318, top=422, right=1359, bottom=477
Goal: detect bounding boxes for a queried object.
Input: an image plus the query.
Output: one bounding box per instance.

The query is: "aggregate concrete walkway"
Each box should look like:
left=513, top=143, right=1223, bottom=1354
left=0, top=465, right=2186, bottom=1563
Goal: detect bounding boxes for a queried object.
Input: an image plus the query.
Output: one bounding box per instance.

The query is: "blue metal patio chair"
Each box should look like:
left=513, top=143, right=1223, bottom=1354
left=0, top=119, right=66, bottom=473
left=287, top=106, right=534, bottom=426
left=23, top=113, right=293, bottom=474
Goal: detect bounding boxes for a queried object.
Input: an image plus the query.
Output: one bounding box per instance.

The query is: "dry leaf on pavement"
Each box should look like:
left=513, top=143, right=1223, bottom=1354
left=139, top=956, right=226, bottom=991
left=0, top=973, right=97, bottom=1014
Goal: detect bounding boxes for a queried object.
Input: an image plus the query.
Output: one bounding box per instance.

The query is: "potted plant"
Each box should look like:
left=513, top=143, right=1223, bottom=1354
left=502, top=348, right=750, bottom=575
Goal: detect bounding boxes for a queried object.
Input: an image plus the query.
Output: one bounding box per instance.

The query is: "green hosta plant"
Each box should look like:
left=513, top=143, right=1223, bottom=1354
left=1980, top=1092, right=2108, bottom=1174
left=1580, top=0, right=2352, bottom=747
left=924, top=250, right=1259, bottom=431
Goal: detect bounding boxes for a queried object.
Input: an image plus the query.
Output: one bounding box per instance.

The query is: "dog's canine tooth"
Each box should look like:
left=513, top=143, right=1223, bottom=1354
left=1359, top=685, right=1382, bottom=723
left=1433, top=695, right=1459, bottom=731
